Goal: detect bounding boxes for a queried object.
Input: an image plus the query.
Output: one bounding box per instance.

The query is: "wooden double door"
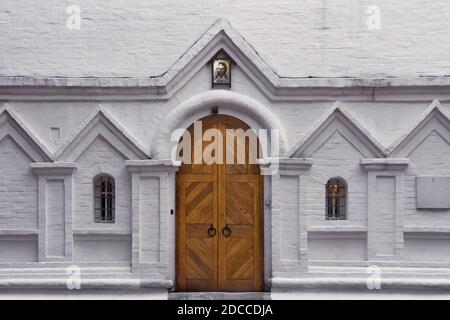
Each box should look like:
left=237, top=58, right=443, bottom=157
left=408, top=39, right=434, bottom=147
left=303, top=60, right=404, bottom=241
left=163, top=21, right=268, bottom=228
left=176, top=115, right=263, bottom=292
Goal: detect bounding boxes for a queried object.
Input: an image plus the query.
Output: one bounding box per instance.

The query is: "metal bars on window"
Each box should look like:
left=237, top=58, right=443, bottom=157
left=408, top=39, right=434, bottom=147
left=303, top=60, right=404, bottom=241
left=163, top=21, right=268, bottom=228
left=326, top=178, right=346, bottom=220
left=94, top=175, right=115, bottom=223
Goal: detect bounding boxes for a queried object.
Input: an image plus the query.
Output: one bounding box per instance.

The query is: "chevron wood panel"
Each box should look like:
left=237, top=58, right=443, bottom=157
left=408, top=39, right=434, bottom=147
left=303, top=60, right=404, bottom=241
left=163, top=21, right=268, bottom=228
left=186, top=237, right=214, bottom=280
left=220, top=175, right=263, bottom=291
left=226, top=238, right=255, bottom=280
left=177, top=115, right=263, bottom=292
left=185, top=181, right=213, bottom=224
left=177, top=174, right=217, bottom=291
left=225, top=181, right=254, bottom=225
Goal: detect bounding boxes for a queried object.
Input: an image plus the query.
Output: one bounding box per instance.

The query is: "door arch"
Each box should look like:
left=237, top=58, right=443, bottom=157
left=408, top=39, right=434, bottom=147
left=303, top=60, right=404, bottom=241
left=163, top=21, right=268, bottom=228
left=176, top=114, right=264, bottom=292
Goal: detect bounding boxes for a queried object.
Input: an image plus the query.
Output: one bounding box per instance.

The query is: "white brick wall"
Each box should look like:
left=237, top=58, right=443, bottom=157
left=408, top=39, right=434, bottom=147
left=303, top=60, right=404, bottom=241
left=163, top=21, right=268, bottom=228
left=372, top=176, right=396, bottom=256
left=0, top=136, right=37, bottom=229
left=279, top=175, right=299, bottom=261
left=307, top=131, right=367, bottom=227
left=1, top=2, right=450, bottom=291
left=404, top=131, right=450, bottom=226
left=45, top=180, right=65, bottom=257
left=0, top=89, right=450, bottom=288
left=139, top=177, right=160, bottom=263
left=401, top=129, right=450, bottom=264
left=73, top=136, right=131, bottom=231
left=2, top=0, right=450, bottom=78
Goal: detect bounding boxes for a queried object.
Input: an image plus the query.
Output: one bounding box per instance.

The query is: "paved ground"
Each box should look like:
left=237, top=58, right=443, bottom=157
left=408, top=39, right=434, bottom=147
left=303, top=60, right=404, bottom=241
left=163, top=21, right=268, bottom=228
left=169, top=292, right=271, bottom=300
left=1, top=290, right=450, bottom=299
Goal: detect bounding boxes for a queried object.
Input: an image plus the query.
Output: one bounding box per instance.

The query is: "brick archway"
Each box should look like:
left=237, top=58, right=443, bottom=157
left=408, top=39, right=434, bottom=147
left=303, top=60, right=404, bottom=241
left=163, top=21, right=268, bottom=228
left=151, top=90, right=288, bottom=159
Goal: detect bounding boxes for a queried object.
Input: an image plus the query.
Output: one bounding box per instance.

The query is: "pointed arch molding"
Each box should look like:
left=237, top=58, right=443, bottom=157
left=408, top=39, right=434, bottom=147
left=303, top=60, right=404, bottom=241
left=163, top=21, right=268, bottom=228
left=151, top=90, right=289, bottom=159
left=287, top=102, right=387, bottom=158
left=0, top=104, right=53, bottom=161
left=389, top=100, right=450, bottom=157
left=1, top=100, right=448, bottom=163
left=55, top=105, right=150, bottom=161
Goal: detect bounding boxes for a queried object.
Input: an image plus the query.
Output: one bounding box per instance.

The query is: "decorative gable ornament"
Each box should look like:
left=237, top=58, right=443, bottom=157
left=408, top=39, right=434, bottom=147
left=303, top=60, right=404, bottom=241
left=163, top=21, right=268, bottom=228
left=54, top=105, right=150, bottom=161
left=286, top=102, right=387, bottom=158
left=207, top=49, right=236, bottom=88
left=0, top=103, right=53, bottom=161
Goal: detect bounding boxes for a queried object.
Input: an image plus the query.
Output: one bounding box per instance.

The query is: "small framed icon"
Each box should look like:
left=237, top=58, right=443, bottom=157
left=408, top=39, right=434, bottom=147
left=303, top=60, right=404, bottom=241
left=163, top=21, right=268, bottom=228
left=212, top=58, right=231, bottom=87
left=208, top=49, right=236, bottom=88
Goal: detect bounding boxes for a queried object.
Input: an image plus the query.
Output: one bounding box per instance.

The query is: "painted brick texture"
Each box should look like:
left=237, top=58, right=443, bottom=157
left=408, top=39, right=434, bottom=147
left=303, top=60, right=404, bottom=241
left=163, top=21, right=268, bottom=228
left=45, top=180, right=65, bottom=257
left=404, top=131, right=450, bottom=226
left=279, top=175, right=299, bottom=261
left=1, top=0, right=450, bottom=78
left=0, top=136, right=37, bottom=229
left=307, top=131, right=367, bottom=227
left=1, top=1, right=450, bottom=291
left=73, top=136, right=131, bottom=230
left=139, top=177, right=160, bottom=263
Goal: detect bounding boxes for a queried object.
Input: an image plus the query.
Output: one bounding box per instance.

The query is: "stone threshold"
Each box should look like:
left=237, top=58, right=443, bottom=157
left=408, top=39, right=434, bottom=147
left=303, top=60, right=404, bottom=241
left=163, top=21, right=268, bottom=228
left=169, top=292, right=271, bottom=300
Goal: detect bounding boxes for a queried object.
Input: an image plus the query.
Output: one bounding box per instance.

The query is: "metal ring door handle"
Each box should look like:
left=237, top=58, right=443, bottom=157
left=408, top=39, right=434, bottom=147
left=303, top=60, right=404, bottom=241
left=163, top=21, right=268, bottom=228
left=222, top=225, right=232, bottom=238
left=207, top=225, right=217, bottom=237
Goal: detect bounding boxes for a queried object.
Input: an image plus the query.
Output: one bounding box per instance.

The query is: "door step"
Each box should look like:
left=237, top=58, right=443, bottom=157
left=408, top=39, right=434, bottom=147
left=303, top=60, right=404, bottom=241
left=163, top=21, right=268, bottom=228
left=169, top=292, right=271, bottom=300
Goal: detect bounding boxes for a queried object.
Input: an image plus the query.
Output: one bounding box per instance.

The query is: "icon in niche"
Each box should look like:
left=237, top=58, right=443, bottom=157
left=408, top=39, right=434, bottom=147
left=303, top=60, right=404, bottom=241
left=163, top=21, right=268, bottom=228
left=213, top=58, right=231, bottom=86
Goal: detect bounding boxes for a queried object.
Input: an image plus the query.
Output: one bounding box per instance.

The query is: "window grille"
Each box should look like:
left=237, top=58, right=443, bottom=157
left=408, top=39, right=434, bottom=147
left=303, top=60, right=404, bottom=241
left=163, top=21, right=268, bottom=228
left=326, top=178, right=346, bottom=220
left=94, top=175, right=115, bottom=223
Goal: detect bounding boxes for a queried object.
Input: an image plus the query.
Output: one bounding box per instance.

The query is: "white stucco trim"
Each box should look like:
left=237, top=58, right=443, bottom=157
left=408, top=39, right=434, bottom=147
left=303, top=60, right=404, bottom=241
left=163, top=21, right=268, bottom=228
left=360, top=158, right=410, bottom=171
left=388, top=99, right=450, bottom=157
left=30, top=162, right=77, bottom=175
left=0, top=278, right=172, bottom=289
left=126, top=159, right=181, bottom=172
left=287, top=102, right=387, bottom=158
left=55, top=104, right=150, bottom=161
left=151, top=90, right=289, bottom=158
left=2, top=18, right=450, bottom=95
left=0, top=103, right=53, bottom=161
left=270, top=276, right=450, bottom=290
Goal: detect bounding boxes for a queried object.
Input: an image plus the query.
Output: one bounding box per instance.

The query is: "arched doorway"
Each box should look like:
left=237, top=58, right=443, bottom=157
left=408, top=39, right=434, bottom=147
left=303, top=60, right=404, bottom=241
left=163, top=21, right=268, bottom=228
left=176, top=115, right=264, bottom=292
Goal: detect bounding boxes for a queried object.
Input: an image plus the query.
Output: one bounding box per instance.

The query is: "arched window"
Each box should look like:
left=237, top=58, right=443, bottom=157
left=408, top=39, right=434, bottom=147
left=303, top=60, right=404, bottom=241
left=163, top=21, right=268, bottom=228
left=94, top=174, right=115, bottom=223
left=326, top=178, right=346, bottom=220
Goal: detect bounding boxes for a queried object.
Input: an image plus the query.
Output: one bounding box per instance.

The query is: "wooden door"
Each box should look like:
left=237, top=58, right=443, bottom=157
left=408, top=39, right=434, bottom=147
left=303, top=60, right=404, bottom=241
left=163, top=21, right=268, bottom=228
left=176, top=115, right=263, bottom=292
